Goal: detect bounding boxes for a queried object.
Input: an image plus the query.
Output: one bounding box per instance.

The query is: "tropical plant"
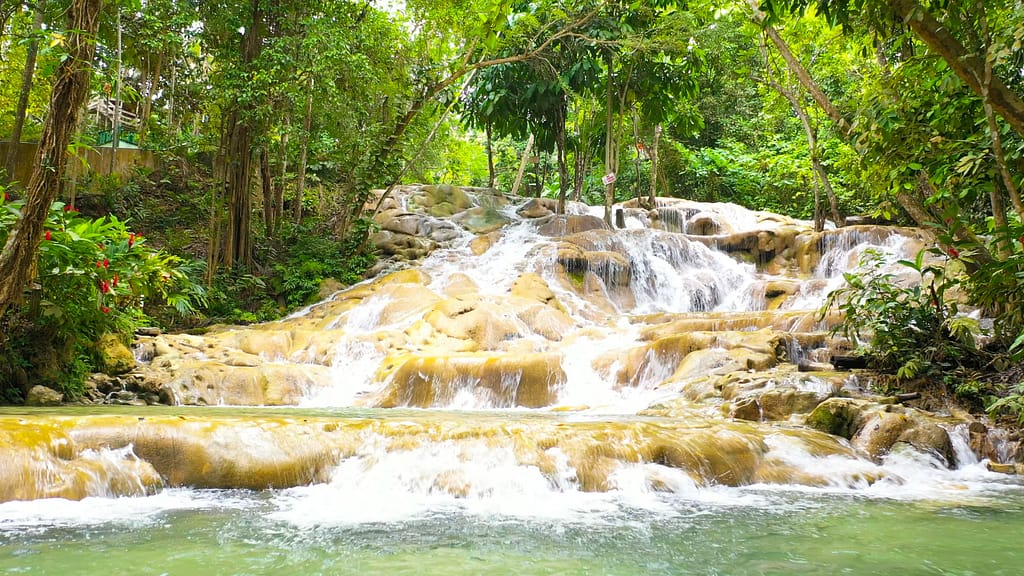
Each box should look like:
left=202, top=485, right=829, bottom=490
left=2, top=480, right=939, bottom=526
left=821, top=248, right=981, bottom=380
left=0, top=193, right=206, bottom=397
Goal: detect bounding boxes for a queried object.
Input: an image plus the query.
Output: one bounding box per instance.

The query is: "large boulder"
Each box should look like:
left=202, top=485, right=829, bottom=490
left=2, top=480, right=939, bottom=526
left=730, top=388, right=830, bottom=422
left=25, top=385, right=63, bottom=406
left=536, top=214, right=609, bottom=236
left=517, top=198, right=557, bottom=218
left=96, top=333, right=135, bottom=375
left=805, top=397, right=875, bottom=439
left=408, top=184, right=474, bottom=217
left=452, top=205, right=512, bottom=234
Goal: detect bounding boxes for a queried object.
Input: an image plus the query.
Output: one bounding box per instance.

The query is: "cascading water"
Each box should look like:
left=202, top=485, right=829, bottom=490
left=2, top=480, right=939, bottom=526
left=2, top=189, right=1021, bottom=576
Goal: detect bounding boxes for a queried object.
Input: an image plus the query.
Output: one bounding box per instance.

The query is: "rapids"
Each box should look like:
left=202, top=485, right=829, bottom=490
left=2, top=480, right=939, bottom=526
left=2, top=188, right=1022, bottom=574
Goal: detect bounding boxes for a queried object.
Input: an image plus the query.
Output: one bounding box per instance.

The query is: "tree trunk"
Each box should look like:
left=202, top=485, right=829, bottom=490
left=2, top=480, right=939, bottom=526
left=223, top=111, right=254, bottom=269
left=293, top=76, right=314, bottom=224
left=769, top=77, right=844, bottom=228
left=5, top=0, right=46, bottom=185
left=223, top=0, right=264, bottom=269
left=976, top=1, right=1024, bottom=226
left=603, top=53, right=616, bottom=226
left=555, top=108, right=569, bottom=215
left=647, top=124, right=661, bottom=209
left=572, top=106, right=593, bottom=202
left=748, top=0, right=853, bottom=138
left=485, top=121, right=495, bottom=189
left=260, top=147, right=273, bottom=232
left=168, top=62, right=176, bottom=134
left=272, top=113, right=290, bottom=235
left=888, top=0, right=1024, bottom=138
left=0, top=0, right=103, bottom=315
left=510, top=133, right=534, bottom=197
left=108, top=7, right=122, bottom=175
left=138, top=51, right=163, bottom=145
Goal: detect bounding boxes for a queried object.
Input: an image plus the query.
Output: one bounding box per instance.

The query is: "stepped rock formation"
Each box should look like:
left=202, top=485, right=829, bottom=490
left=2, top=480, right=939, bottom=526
left=2, top=186, right=1007, bottom=503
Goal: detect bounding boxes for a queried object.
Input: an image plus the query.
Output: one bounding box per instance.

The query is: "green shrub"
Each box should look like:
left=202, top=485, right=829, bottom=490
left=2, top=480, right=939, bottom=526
left=821, top=248, right=981, bottom=381
left=0, top=194, right=206, bottom=399
left=273, top=219, right=376, bottom=308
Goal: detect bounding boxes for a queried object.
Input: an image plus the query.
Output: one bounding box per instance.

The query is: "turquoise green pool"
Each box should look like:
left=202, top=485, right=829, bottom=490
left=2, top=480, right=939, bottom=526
left=3, top=484, right=1023, bottom=575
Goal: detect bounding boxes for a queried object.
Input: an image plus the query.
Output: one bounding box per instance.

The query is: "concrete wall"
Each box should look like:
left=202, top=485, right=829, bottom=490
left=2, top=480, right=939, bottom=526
left=0, top=141, right=158, bottom=186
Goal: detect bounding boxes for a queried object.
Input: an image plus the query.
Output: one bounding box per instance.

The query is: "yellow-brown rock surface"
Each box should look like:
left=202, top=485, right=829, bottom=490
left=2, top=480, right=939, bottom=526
left=0, top=412, right=890, bottom=503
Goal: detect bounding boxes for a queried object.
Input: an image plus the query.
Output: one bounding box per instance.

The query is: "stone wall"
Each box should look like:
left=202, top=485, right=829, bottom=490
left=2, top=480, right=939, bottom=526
left=0, top=141, right=158, bottom=185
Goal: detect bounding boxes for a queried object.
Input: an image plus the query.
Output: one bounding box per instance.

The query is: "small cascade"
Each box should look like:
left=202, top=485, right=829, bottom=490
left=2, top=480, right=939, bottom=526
left=614, top=230, right=758, bottom=314
left=10, top=189, right=1018, bottom=518
left=0, top=426, right=164, bottom=502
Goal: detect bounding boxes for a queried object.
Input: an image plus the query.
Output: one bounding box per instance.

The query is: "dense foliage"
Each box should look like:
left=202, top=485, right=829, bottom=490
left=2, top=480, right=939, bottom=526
left=0, top=0, right=1021, bottom=406
left=0, top=190, right=205, bottom=400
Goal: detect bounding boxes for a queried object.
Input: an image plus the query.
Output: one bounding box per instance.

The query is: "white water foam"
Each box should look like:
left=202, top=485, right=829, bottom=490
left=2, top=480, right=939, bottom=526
left=0, top=488, right=254, bottom=533
left=268, top=436, right=776, bottom=527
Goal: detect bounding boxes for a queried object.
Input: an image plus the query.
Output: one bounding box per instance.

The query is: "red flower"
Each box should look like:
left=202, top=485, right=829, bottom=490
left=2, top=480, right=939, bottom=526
left=2, top=193, right=9, bottom=202
left=1019, top=235, right=1024, bottom=250
left=44, top=230, right=51, bottom=241
left=100, top=280, right=110, bottom=294
left=128, top=233, right=135, bottom=248
left=112, top=274, right=119, bottom=287
left=100, top=306, right=110, bottom=314
left=102, top=258, right=109, bottom=268
left=948, top=247, right=960, bottom=259
left=95, top=260, right=103, bottom=268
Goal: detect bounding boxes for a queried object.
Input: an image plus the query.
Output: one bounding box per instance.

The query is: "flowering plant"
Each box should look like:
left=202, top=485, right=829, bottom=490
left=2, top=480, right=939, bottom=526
left=1, top=194, right=206, bottom=356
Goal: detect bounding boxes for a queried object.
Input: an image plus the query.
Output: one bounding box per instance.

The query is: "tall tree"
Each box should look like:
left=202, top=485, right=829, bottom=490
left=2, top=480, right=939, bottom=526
left=0, top=0, right=104, bottom=315
left=4, top=0, right=46, bottom=185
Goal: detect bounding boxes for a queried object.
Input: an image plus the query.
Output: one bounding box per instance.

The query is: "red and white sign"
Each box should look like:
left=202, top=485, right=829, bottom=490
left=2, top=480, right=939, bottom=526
left=602, top=172, right=617, bottom=185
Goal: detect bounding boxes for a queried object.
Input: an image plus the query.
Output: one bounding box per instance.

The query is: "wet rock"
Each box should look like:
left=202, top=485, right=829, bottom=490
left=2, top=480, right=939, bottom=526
left=374, top=353, right=565, bottom=408
left=968, top=422, right=1001, bottom=462
left=408, top=184, right=474, bottom=217
left=730, top=388, right=829, bottom=422
left=378, top=210, right=425, bottom=236
left=517, top=198, right=556, bottom=218
left=805, top=397, right=875, bottom=439
left=132, top=339, right=157, bottom=363
left=764, top=279, right=800, bottom=298
left=451, top=206, right=511, bottom=234
left=423, top=219, right=462, bottom=243
left=852, top=411, right=915, bottom=458
left=424, top=295, right=523, bottom=350
left=155, top=362, right=333, bottom=406
left=370, top=230, right=437, bottom=260
left=315, top=278, right=344, bottom=302
left=988, top=462, right=1017, bottom=474
left=469, top=230, right=501, bottom=255
left=510, top=273, right=557, bottom=305
left=685, top=211, right=732, bottom=235
left=96, top=333, right=136, bottom=375
left=441, top=273, right=479, bottom=298
left=896, top=423, right=956, bottom=467
left=536, top=214, right=609, bottom=236
left=25, top=385, right=63, bottom=406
